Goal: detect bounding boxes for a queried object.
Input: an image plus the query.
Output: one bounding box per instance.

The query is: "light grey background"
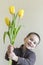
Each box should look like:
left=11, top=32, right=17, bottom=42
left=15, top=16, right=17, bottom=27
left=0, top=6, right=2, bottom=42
left=0, top=0, right=43, bottom=65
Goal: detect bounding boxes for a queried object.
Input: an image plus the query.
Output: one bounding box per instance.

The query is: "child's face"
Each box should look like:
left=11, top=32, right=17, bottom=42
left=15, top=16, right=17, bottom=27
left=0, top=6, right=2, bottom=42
left=24, top=34, right=39, bottom=49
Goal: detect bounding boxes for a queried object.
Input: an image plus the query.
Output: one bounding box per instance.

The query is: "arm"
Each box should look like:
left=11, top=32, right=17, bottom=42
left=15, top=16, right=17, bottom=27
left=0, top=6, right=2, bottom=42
left=5, top=45, right=14, bottom=61
left=17, top=52, right=36, bottom=65
left=5, top=45, right=36, bottom=65
left=5, top=48, right=36, bottom=65
left=5, top=52, right=9, bottom=61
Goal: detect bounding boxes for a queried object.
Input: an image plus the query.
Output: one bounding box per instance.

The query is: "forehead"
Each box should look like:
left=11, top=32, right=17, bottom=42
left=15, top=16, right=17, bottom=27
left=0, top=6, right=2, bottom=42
left=28, top=34, right=39, bottom=42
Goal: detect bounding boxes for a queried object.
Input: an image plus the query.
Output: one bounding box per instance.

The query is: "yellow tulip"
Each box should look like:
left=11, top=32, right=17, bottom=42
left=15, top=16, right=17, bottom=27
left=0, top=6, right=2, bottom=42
left=9, top=6, right=15, bottom=14
left=18, top=9, right=24, bottom=18
left=5, top=17, right=10, bottom=26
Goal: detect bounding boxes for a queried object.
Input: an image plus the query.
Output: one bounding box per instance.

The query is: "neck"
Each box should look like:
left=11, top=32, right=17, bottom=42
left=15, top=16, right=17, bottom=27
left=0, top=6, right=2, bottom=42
left=23, top=44, right=27, bottom=51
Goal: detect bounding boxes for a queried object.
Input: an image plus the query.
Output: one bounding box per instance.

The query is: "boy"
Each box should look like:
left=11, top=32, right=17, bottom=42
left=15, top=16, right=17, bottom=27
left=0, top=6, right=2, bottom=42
left=5, top=32, right=40, bottom=65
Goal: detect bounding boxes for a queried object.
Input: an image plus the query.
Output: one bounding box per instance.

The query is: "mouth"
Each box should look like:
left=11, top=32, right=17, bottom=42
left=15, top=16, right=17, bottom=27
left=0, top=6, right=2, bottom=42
left=27, top=42, right=33, bottom=47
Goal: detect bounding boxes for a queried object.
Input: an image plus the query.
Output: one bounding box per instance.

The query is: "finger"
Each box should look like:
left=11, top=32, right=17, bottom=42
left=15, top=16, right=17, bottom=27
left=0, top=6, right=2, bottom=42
left=8, top=45, right=12, bottom=51
left=8, top=45, right=12, bottom=49
left=7, top=45, right=14, bottom=53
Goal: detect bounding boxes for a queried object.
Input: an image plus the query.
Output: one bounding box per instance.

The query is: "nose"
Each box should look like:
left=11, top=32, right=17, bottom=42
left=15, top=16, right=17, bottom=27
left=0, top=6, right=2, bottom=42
left=29, top=39, right=34, bottom=44
left=28, top=40, right=34, bottom=47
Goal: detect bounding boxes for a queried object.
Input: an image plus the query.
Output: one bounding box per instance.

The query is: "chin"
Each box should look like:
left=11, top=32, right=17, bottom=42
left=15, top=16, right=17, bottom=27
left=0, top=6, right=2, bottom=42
left=26, top=46, right=35, bottom=49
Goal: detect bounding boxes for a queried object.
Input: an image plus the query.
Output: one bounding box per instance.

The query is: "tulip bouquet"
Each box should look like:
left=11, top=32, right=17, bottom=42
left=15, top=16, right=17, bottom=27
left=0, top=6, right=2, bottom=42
left=3, top=6, right=24, bottom=65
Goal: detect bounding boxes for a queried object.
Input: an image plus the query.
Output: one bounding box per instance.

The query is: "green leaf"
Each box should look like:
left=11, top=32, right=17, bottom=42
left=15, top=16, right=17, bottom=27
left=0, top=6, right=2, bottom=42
left=3, top=32, right=8, bottom=43
left=8, top=26, right=15, bottom=45
left=12, top=13, right=18, bottom=26
left=16, top=25, right=21, bottom=35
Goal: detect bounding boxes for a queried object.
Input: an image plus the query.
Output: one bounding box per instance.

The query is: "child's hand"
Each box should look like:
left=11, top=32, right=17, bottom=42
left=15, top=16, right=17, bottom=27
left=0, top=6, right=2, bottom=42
left=6, top=45, right=18, bottom=61
left=6, top=45, right=14, bottom=57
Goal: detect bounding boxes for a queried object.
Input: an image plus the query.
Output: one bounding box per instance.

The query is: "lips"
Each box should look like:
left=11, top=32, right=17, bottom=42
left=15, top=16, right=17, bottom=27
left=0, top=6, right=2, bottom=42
left=28, top=42, right=33, bottom=47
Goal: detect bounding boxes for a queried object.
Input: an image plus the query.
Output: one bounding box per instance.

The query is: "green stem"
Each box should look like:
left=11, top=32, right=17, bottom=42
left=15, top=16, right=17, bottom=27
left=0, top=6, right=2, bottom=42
left=9, top=59, right=12, bottom=65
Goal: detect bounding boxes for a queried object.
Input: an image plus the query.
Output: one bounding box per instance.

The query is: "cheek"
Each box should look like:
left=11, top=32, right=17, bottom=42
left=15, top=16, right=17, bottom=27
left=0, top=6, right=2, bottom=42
left=24, top=43, right=27, bottom=46
left=24, top=43, right=28, bottom=48
left=32, top=44, right=36, bottom=47
left=25, top=43, right=30, bottom=48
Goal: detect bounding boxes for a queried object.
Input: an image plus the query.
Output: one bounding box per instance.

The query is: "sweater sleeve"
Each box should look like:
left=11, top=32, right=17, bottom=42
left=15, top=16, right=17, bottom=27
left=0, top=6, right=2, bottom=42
left=5, top=48, right=18, bottom=61
left=5, top=52, right=9, bottom=61
left=17, top=52, right=36, bottom=65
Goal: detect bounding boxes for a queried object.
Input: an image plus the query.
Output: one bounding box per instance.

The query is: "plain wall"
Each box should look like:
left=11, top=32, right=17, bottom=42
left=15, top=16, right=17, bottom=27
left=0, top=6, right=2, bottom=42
left=0, top=0, right=43, bottom=65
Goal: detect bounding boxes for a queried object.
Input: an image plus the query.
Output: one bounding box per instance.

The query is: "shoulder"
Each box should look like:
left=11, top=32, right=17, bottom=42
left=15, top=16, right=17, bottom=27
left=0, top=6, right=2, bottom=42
left=28, top=50, right=36, bottom=65
left=28, top=49, right=36, bottom=55
left=27, top=49, right=36, bottom=60
left=30, top=51, right=36, bottom=59
left=26, top=50, right=36, bottom=65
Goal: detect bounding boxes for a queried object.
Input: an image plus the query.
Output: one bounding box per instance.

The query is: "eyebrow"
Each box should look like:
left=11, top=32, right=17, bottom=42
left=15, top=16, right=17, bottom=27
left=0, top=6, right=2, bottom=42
left=30, top=38, right=34, bottom=41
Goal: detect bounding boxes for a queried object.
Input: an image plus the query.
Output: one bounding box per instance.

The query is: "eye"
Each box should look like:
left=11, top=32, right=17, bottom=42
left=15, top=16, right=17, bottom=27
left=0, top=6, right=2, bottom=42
left=30, top=38, right=33, bottom=41
left=34, top=42, right=36, bottom=44
left=27, top=43, right=29, bottom=45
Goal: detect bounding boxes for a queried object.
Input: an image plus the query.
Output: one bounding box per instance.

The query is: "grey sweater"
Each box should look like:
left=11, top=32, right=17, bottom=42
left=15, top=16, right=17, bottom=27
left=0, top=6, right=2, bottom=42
left=5, top=45, right=36, bottom=65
